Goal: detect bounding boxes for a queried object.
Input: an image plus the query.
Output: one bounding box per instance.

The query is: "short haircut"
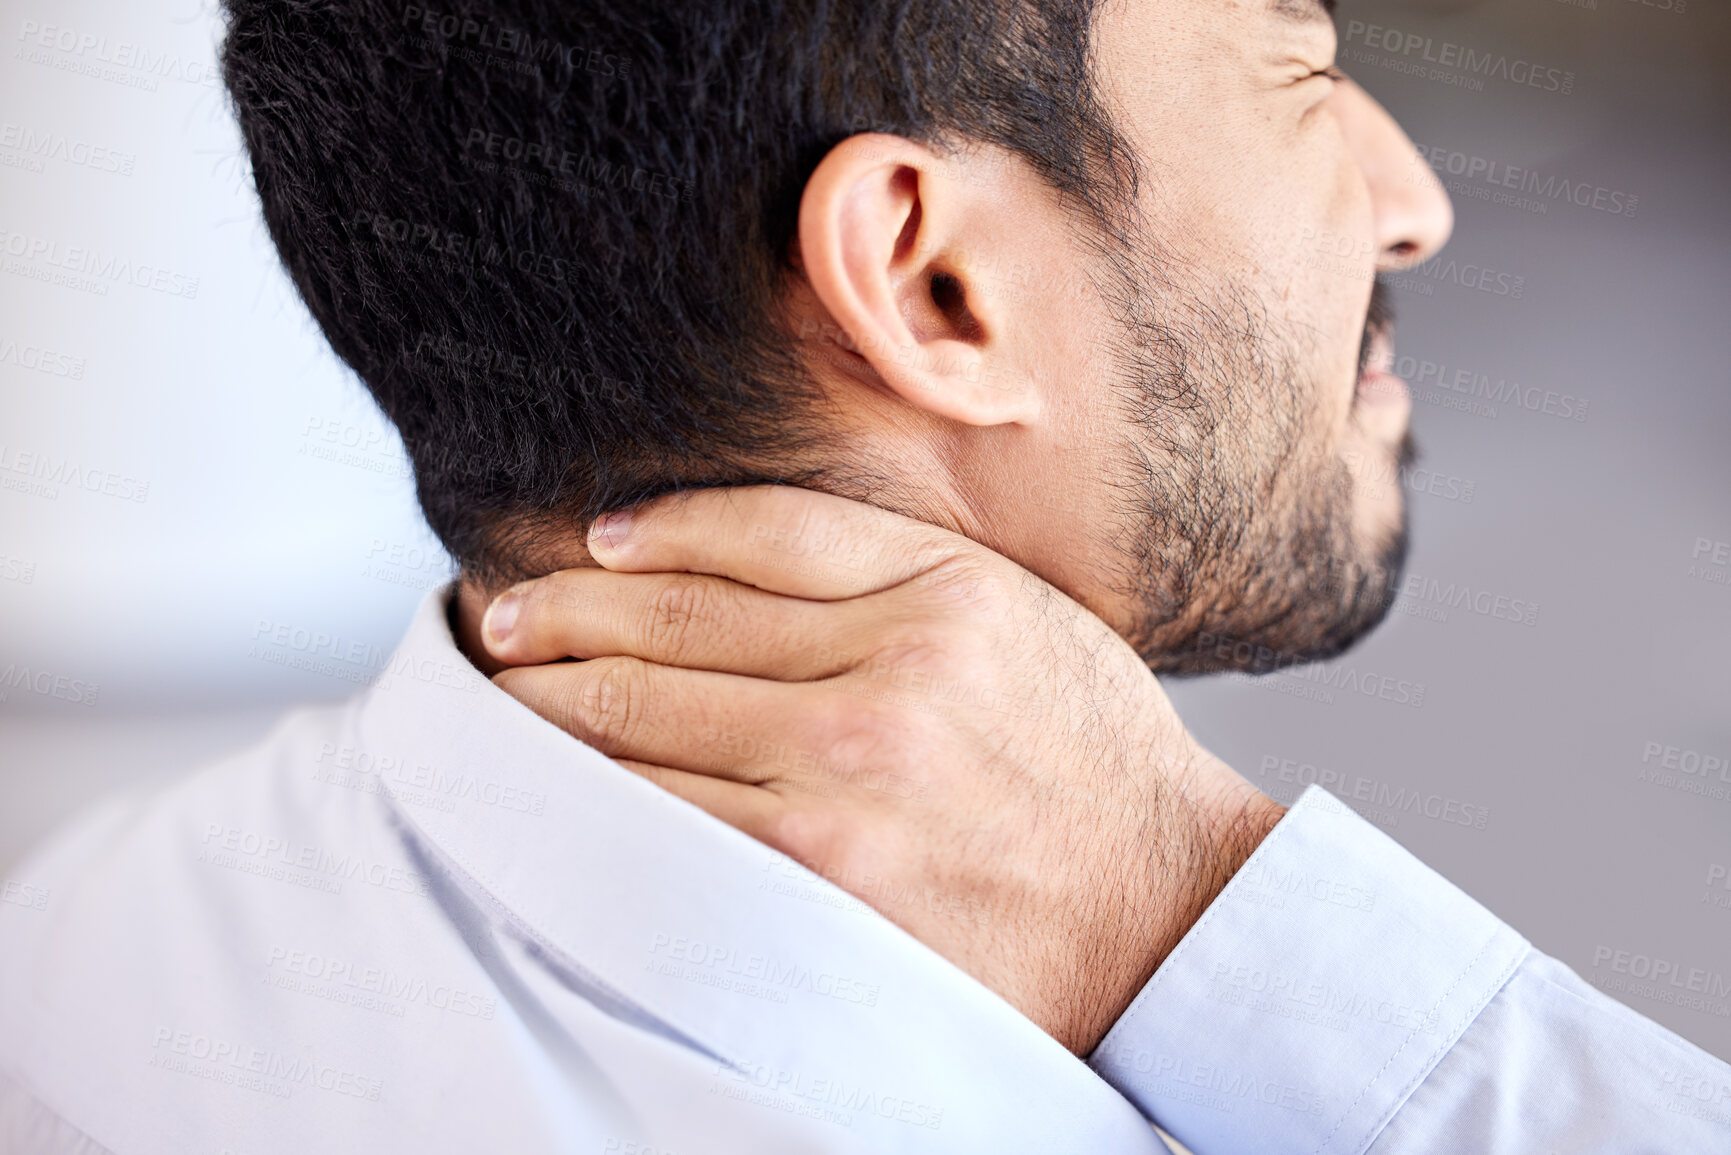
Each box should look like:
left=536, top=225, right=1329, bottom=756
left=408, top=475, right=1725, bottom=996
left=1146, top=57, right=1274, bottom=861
left=221, top=0, right=1132, bottom=582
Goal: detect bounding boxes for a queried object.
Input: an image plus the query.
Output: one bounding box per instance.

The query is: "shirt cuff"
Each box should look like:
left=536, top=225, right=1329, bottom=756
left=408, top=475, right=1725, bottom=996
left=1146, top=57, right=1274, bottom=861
left=1089, top=785, right=1530, bottom=1155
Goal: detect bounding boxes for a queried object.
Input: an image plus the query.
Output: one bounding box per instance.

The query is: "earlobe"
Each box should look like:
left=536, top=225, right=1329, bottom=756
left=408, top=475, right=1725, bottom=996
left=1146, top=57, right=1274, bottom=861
left=796, top=134, right=1040, bottom=426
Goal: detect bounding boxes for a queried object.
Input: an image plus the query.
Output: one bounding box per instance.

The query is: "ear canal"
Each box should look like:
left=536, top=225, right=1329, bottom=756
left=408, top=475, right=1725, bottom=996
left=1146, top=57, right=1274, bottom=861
left=930, top=271, right=983, bottom=342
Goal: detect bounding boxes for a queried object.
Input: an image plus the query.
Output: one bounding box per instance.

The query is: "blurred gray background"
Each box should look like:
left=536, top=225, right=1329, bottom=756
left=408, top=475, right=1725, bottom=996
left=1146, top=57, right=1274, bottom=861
left=2, top=0, right=1727, bottom=1060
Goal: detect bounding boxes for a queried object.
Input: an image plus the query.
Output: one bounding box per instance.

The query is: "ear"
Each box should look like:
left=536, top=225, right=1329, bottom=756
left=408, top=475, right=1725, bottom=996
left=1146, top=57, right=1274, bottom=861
left=795, top=134, right=1040, bottom=426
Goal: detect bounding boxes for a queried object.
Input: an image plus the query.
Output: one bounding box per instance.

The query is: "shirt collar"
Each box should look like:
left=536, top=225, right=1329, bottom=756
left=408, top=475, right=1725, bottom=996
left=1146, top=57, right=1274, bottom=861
left=354, top=585, right=1158, bottom=1145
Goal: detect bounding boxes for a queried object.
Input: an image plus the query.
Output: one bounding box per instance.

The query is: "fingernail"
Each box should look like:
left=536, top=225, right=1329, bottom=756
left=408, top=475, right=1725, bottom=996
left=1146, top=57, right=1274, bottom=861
left=589, top=509, right=633, bottom=550
left=484, top=591, right=520, bottom=644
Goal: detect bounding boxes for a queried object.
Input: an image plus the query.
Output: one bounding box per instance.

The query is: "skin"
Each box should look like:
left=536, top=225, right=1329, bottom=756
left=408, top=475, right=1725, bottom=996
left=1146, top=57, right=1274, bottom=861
left=450, top=0, right=1453, bottom=1054
left=477, top=488, right=1279, bottom=1054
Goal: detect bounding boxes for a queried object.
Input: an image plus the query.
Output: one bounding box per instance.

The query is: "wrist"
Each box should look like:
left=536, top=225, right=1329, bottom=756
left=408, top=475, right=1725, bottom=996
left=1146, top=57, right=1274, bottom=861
left=1163, top=777, right=1287, bottom=959
left=1071, top=762, right=1285, bottom=1055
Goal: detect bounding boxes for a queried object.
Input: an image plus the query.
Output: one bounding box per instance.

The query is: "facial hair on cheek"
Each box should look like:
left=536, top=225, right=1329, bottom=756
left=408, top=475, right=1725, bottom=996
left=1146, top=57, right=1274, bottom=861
left=1102, top=260, right=1409, bottom=676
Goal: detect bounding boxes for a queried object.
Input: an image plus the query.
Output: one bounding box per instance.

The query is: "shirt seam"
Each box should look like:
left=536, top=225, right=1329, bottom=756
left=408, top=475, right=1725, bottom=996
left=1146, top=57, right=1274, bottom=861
left=1328, top=933, right=1529, bottom=1155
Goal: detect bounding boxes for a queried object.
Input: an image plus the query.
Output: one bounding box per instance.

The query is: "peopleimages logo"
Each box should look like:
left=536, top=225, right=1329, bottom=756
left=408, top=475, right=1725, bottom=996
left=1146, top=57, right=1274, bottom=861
left=149, top=1027, right=385, bottom=1101
left=1409, top=255, right=1526, bottom=299
left=1343, top=21, right=1575, bottom=95
left=351, top=210, right=575, bottom=286
left=0, top=443, right=150, bottom=503
left=0, top=335, right=85, bottom=379
left=1255, top=756, right=1490, bottom=830
left=400, top=5, right=628, bottom=78
left=1591, top=948, right=1730, bottom=1000
left=14, top=19, right=220, bottom=88
left=460, top=130, right=696, bottom=202
left=0, top=122, right=135, bottom=175
left=1413, top=144, right=1638, bottom=218
left=0, top=663, right=99, bottom=707
left=0, top=224, right=200, bottom=299
left=1395, top=572, right=1541, bottom=628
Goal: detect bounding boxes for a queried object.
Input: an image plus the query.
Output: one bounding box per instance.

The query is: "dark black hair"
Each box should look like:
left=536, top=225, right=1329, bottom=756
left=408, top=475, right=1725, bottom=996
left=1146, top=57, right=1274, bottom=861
left=220, top=0, right=1132, bottom=582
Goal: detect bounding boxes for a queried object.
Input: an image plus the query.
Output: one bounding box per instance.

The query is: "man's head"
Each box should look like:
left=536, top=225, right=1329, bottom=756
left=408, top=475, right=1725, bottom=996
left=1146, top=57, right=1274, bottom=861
left=222, top=0, right=1450, bottom=674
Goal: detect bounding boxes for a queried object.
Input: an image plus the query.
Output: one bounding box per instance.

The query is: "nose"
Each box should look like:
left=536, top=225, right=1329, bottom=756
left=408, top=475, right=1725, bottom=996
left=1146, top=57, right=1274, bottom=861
left=1328, top=77, right=1454, bottom=271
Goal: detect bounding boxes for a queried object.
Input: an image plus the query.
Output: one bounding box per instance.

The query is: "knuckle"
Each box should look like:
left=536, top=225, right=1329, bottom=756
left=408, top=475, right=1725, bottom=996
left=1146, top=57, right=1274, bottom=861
left=814, top=697, right=918, bottom=775
left=569, top=656, right=646, bottom=748
left=765, top=806, right=826, bottom=860
left=643, top=576, right=711, bottom=662
left=890, top=618, right=974, bottom=667
left=909, top=553, right=998, bottom=607
left=851, top=618, right=980, bottom=691
left=767, top=807, right=861, bottom=879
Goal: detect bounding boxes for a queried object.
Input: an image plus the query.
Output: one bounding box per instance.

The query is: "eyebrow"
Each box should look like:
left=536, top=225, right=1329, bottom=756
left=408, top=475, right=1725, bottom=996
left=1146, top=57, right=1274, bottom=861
left=1270, top=0, right=1336, bottom=22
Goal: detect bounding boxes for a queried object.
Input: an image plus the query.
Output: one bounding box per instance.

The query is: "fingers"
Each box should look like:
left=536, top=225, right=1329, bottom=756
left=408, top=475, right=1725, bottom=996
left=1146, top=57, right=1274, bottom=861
left=585, top=484, right=974, bottom=599
left=493, top=657, right=855, bottom=784
left=483, top=566, right=871, bottom=680
left=612, top=757, right=789, bottom=847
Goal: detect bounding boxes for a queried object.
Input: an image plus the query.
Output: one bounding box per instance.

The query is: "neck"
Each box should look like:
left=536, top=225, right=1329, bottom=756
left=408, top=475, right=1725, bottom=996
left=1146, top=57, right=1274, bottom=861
left=444, top=435, right=995, bottom=677
left=448, top=535, right=604, bottom=677
left=449, top=579, right=511, bottom=678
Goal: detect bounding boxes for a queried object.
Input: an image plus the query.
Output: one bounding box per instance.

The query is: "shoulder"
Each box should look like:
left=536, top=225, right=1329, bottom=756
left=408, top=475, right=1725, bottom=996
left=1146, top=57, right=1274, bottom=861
left=3, top=701, right=378, bottom=924
left=0, top=699, right=454, bottom=1151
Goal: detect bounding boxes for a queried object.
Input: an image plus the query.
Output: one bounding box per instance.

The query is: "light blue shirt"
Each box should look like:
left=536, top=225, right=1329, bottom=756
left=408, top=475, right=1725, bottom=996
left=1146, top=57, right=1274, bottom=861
left=1092, top=786, right=1731, bottom=1152
left=1, top=586, right=1725, bottom=1153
